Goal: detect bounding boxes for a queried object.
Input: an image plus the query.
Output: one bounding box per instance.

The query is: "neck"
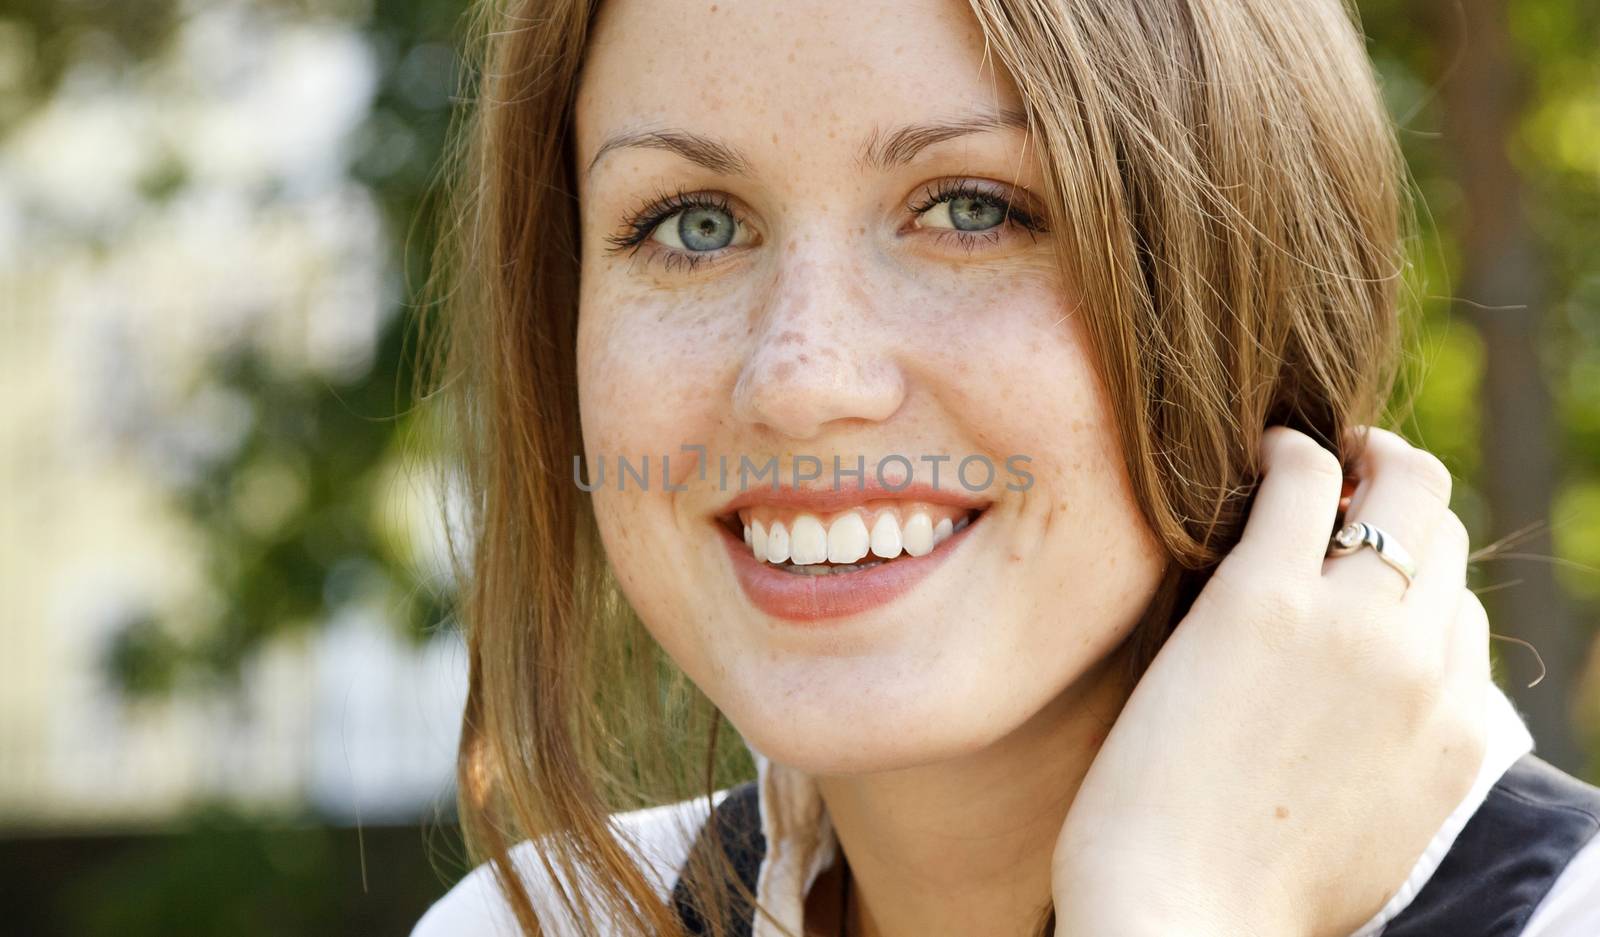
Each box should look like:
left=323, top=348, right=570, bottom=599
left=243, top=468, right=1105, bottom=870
left=812, top=643, right=1137, bottom=937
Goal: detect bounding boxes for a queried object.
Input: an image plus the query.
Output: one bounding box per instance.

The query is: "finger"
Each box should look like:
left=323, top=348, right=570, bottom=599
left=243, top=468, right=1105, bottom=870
left=1235, top=425, right=1346, bottom=573
left=1401, top=509, right=1469, bottom=613
left=1390, top=508, right=1470, bottom=669
left=1323, top=428, right=1451, bottom=597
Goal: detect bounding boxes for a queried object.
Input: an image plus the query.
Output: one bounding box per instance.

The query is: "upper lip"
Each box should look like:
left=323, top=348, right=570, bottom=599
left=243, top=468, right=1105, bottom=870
left=714, top=479, right=994, bottom=520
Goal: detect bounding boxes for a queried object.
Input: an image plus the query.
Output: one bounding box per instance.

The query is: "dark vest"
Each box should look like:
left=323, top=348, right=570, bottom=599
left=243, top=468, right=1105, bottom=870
left=671, top=753, right=1600, bottom=936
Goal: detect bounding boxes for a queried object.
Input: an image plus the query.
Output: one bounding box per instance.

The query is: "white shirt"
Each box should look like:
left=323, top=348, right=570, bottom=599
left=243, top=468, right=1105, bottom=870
left=412, top=682, right=1600, bottom=936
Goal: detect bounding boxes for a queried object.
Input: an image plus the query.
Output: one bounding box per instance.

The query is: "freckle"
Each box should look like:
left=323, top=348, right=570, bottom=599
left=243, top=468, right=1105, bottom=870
left=1275, top=805, right=1290, bottom=819
left=1009, top=553, right=1022, bottom=563
left=778, top=330, right=805, bottom=345
left=774, top=360, right=796, bottom=381
left=820, top=347, right=838, bottom=359
left=709, top=3, right=718, bottom=10
left=788, top=51, right=795, bottom=63
left=798, top=353, right=810, bottom=364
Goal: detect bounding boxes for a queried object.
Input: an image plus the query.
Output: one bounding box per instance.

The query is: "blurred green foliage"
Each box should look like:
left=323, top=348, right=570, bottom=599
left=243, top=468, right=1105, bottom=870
left=5, top=0, right=470, bottom=697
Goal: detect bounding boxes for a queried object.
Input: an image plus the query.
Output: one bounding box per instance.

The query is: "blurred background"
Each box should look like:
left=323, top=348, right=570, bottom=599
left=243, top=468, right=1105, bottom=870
left=0, top=0, right=1595, bottom=934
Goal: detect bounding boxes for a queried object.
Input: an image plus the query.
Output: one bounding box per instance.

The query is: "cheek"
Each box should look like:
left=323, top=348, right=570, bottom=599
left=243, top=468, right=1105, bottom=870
left=577, top=275, right=755, bottom=454
left=576, top=280, right=750, bottom=646
left=926, top=275, right=1166, bottom=645
left=1018, top=341, right=1167, bottom=651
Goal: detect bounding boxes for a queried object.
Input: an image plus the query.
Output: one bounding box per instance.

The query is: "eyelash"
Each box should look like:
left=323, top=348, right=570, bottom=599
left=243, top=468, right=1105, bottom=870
left=601, top=180, right=1049, bottom=273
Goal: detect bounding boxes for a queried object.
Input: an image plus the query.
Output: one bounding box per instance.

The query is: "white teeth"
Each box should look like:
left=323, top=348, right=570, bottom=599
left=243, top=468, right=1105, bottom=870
left=741, top=507, right=976, bottom=567
left=827, top=513, right=870, bottom=564
left=789, top=515, right=828, bottom=565
left=869, top=513, right=902, bottom=559
left=765, top=521, right=790, bottom=564
left=902, top=512, right=934, bottom=557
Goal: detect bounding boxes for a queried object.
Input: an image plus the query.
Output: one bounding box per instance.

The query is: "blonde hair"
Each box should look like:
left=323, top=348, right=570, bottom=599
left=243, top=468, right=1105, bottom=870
left=418, top=0, right=1412, bottom=933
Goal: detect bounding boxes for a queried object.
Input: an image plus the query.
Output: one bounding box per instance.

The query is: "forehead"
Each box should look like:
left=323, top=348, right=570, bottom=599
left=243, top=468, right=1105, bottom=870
left=573, top=0, right=1022, bottom=177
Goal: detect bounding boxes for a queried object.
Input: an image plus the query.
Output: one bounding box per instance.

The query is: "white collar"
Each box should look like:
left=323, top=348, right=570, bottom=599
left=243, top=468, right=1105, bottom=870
left=739, top=683, right=1534, bottom=937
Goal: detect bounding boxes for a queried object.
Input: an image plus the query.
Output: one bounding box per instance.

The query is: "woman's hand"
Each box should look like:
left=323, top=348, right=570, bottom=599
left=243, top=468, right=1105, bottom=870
left=1051, top=426, right=1491, bottom=937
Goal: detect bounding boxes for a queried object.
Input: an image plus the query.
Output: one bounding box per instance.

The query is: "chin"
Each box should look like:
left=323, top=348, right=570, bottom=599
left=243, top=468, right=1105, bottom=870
left=715, top=654, right=1065, bottom=777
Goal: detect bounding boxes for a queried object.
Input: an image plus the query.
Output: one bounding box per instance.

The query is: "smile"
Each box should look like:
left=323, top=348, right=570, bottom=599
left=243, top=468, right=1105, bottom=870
left=714, top=484, right=992, bottom=623
left=725, top=502, right=979, bottom=573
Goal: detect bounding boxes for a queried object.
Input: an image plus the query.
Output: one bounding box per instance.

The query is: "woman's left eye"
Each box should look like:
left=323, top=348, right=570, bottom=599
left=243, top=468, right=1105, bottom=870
left=918, top=195, right=1008, bottom=231
left=908, top=181, right=1047, bottom=240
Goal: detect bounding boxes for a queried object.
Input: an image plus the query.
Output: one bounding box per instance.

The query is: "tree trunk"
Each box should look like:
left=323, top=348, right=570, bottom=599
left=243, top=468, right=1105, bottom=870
left=1435, top=0, right=1582, bottom=772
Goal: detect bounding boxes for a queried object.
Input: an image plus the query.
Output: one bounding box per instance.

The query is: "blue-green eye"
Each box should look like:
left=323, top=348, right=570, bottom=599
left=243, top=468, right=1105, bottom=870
left=941, top=195, right=1006, bottom=231
left=603, top=189, right=755, bottom=266
left=910, top=180, right=1044, bottom=235
left=671, top=205, right=737, bottom=251
left=602, top=180, right=1047, bottom=275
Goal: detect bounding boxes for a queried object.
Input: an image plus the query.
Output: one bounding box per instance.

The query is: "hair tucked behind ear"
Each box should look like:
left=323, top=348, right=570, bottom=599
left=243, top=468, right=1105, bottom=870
left=416, top=1, right=1413, bottom=935
left=967, top=0, right=1412, bottom=688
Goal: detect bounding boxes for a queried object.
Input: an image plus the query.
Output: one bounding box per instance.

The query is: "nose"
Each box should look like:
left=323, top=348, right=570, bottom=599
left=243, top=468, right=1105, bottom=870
left=731, top=246, right=906, bottom=441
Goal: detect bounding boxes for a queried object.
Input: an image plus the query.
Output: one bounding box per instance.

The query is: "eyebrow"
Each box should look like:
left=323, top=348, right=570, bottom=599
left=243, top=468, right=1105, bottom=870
left=584, top=106, right=1029, bottom=181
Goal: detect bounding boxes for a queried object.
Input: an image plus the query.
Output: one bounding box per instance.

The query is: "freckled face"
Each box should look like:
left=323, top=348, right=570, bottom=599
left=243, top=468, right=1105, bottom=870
left=574, top=0, right=1168, bottom=773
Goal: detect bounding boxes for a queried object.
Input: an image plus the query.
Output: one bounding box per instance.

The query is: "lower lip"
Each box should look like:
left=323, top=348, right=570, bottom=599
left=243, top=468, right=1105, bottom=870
left=718, top=512, right=984, bottom=623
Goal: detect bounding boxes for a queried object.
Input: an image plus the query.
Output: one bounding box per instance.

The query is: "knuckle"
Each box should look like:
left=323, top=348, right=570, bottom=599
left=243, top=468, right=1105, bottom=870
left=1274, top=430, right=1342, bottom=480
left=1429, top=514, right=1471, bottom=587
left=1457, top=588, right=1491, bottom=645
left=1407, top=448, right=1454, bottom=505
left=1363, top=426, right=1407, bottom=452
left=1460, top=587, right=1488, bottom=625
left=1440, top=511, right=1470, bottom=551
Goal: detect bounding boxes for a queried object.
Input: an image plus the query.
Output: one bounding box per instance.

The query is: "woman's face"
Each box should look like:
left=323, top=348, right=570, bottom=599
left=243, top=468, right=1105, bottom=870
left=574, top=0, right=1167, bottom=773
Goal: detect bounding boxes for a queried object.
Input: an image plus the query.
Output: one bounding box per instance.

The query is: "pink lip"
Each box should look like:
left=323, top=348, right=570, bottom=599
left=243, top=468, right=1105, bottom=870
left=716, top=504, right=987, bottom=624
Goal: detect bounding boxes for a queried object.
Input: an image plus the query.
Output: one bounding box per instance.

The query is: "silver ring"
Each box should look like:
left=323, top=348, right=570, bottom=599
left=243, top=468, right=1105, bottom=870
left=1327, top=521, right=1416, bottom=590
